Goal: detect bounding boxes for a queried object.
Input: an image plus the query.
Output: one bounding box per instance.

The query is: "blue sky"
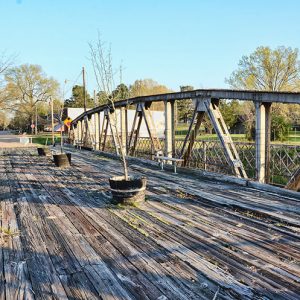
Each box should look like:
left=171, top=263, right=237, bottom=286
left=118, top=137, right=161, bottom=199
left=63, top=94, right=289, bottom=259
left=1, top=0, right=300, bottom=96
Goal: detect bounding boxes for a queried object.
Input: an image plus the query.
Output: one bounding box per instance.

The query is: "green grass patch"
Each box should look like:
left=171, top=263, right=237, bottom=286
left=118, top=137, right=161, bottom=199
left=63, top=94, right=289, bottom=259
left=31, top=134, right=62, bottom=145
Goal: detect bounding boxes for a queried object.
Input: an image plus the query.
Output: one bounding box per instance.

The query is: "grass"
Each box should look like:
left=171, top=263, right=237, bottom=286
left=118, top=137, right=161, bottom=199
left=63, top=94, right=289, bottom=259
left=31, top=133, right=62, bottom=145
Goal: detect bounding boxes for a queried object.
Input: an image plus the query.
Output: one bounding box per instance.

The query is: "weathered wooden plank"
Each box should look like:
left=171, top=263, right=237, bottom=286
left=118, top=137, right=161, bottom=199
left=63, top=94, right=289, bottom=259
left=50, top=156, right=254, bottom=298
left=0, top=156, right=35, bottom=300
left=37, top=169, right=198, bottom=300
left=2, top=148, right=300, bottom=300
left=127, top=163, right=300, bottom=225
left=16, top=154, right=136, bottom=300
left=133, top=207, right=299, bottom=299
left=38, top=158, right=205, bottom=298
left=68, top=151, right=300, bottom=298
left=147, top=194, right=300, bottom=261
left=5, top=155, right=69, bottom=299
left=21, top=154, right=173, bottom=299
left=142, top=197, right=300, bottom=286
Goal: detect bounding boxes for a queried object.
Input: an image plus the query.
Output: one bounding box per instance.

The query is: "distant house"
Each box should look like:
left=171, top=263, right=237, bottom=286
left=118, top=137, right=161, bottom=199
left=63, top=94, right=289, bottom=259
left=63, top=107, right=93, bottom=121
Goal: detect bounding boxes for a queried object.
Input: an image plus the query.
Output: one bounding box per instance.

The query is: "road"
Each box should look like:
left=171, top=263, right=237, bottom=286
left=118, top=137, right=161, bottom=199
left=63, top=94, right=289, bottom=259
left=0, top=133, right=34, bottom=148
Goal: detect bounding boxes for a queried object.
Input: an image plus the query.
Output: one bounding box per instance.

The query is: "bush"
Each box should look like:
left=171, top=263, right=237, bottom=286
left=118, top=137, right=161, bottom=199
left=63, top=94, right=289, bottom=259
left=246, top=115, right=290, bottom=142
left=271, top=115, right=290, bottom=141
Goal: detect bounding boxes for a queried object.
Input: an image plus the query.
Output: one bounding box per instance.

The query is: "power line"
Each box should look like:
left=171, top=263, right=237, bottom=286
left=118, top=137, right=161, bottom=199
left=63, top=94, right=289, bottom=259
left=63, top=70, right=83, bottom=97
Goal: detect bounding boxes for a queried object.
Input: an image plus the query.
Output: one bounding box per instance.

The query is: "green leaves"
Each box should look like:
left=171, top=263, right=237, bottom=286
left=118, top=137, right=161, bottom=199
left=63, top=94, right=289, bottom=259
left=226, top=46, right=300, bottom=91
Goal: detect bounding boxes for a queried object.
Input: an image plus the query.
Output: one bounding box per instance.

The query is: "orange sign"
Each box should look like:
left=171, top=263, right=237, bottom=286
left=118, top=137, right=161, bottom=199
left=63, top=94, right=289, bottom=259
left=64, top=117, right=72, bottom=128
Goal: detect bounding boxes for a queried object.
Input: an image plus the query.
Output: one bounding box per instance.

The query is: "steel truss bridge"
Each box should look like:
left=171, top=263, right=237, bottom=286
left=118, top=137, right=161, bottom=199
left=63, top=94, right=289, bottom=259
left=70, top=89, right=300, bottom=187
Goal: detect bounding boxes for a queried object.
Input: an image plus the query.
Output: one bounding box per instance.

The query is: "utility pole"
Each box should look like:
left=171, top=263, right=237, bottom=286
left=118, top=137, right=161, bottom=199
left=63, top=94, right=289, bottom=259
left=51, top=97, right=55, bottom=146
left=82, top=67, right=88, bottom=145
left=35, top=105, right=38, bottom=135
left=94, top=89, right=96, bottom=108
left=82, top=67, right=87, bottom=113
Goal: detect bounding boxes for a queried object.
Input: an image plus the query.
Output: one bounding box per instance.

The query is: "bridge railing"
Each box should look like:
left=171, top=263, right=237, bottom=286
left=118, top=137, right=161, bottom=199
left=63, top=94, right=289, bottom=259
left=101, top=135, right=299, bottom=186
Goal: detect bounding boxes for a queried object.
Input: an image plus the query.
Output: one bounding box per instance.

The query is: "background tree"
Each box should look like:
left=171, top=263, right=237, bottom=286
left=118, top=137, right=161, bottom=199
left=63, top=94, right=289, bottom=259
left=0, top=111, right=9, bottom=130
left=226, top=46, right=300, bottom=140
left=96, top=91, right=109, bottom=106
left=0, top=51, right=16, bottom=110
left=5, top=64, right=59, bottom=133
left=112, top=83, right=129, bottom=101
left=0, top=51, right=16, bottom=82
left=129, top=79, right=172, bottom=111
left=64, top=85, right=94, bottom=108
left=219, top=100, right=243, bottom=129
left=177, top=85, right=194, bottom=123
left=226, top=46, right=300, bottom=91
left=129, top=79, right=172, bottom=97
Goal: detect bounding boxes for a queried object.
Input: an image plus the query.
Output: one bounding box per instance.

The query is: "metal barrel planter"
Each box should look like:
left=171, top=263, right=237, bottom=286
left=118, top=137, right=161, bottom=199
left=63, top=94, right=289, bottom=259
left=109, top=176, right=147, bottom=205
left=53, top=153, right=71, bottom=168
left=37, top=147, right=50, bottom=156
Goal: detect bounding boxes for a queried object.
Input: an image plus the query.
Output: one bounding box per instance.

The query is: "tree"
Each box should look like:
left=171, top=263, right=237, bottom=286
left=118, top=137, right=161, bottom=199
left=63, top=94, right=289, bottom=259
left=112, top=83, right=129, bottom=101
left=129, top=79, right=172, bottom=110
left=226, top=46, right=300, bottom=91
left=271, top=114, right=291, bottom=141
left=226, top=46, right=300, bottom=140
left=0, top=111, right=9, bottom=130
left=219, top=100, right=243, bottom=129
left=129, top=79, right=171, bottom=97
left=64, top=85, right=94, bottom=108
left=177, top=86, right=194, bottom=123
left=0, top=51, right=16, bottom=110
left=97, top=91, right=109, bottom=106
left=0, top=51, right=16, bottom=82
left=5, top=64, right=59, bottom=133
left=89, top=35, right=130, bottom=179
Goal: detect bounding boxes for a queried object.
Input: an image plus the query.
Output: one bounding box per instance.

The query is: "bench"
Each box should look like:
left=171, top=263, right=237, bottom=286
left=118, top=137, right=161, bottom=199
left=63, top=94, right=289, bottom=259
left=154, top=155, right=184, bottom=173
left=75, top=140, right=84, bottom=150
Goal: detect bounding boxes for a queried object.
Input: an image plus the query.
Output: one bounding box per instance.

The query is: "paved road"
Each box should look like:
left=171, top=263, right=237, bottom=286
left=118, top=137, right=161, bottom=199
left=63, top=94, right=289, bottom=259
left=0, top=134, right=34, bottom=148
left=0, top=135, right=20, bottom=143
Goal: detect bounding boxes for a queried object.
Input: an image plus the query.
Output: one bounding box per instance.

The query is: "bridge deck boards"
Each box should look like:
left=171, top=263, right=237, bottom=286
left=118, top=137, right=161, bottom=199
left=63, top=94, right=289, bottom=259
left=0, top=149, right=299, bottom=300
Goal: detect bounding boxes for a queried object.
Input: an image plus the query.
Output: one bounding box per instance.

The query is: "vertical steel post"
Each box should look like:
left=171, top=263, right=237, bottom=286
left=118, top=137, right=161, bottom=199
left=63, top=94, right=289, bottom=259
left=255, top=102, right=271, bottom=183
left=120, top=107, right=127, bottom=155
left=164, top=100, right=173, bottom=158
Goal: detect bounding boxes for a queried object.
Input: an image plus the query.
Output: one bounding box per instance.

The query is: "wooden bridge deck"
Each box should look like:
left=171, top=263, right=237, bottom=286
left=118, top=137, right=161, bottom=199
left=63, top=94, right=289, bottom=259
left=0, top=148, right=300, bottom=300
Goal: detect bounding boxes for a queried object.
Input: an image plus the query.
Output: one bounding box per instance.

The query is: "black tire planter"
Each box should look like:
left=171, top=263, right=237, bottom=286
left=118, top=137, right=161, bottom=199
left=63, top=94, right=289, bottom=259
left=37, top=147, right=50, bottom=156
left=66, top=153, right=72, bottom=164
left=53, top=153, right=71, bottom=168
left=109, top=176, right=147, bottom=205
